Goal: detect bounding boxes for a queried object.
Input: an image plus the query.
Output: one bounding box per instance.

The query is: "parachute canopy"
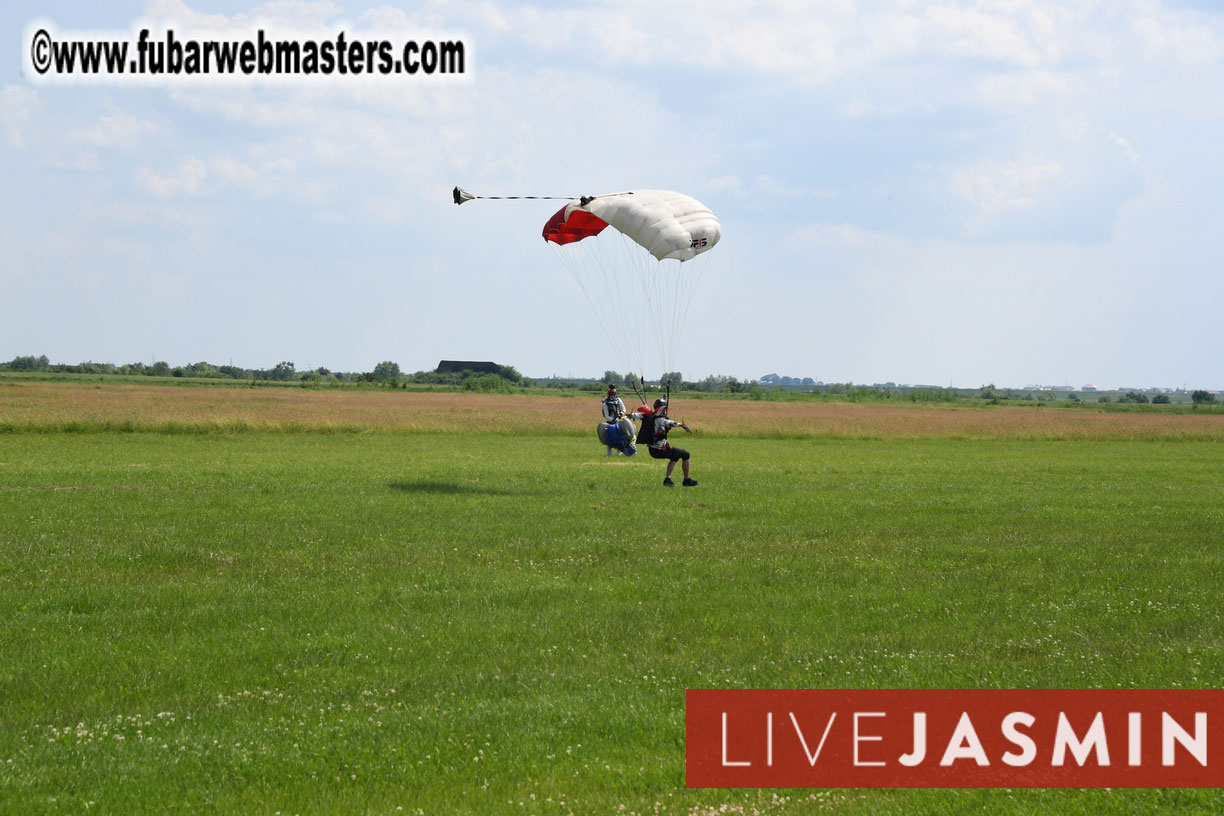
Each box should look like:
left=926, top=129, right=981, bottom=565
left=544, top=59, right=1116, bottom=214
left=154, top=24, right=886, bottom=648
left=542, top=190, right=721, bottom=262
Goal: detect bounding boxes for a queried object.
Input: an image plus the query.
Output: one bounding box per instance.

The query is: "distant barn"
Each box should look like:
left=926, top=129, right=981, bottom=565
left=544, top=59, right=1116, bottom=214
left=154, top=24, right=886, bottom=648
left=436, top=360, right=501, bottom=374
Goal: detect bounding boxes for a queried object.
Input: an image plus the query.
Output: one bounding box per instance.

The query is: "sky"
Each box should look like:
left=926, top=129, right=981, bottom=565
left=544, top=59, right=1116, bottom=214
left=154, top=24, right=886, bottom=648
left=3, top=0, right=1222, bottom=389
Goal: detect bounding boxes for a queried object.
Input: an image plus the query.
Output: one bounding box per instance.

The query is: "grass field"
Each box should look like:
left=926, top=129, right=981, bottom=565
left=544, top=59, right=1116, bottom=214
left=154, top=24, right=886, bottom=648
left=1, top=381, right=1222, bottom=814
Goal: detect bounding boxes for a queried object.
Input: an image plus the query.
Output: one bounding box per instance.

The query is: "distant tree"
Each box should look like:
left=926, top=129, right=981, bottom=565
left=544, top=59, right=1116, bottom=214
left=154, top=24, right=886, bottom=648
left=1191, top=390, right=1216, bottom=404
left=1152, top=393, right=1171, bottom=404
left=270, top=361, right=296, bottom=381
left=660, top=371, right=683, bottom=389
left=6, top=355, right=50, bottom=371
left=184, top=361, right=220, bottom=378
left=151, top=361, right=171, bottom=377
left=1122, top=391, right=1149, bottom=404
left=602, top=370, right=621, bottom=388
left=1097, top=395, right=1112, bottom=403
left=372, top=361, right=401, bottom=383
left=979, top=384, right=998, bottom=400
left=497, top=364, right=524, bottom=384
left=463, top=373, right=512, bottom=393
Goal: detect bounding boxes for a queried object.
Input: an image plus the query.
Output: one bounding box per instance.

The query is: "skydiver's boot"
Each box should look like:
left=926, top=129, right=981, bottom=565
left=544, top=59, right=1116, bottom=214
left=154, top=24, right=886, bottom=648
left=682, top=478, right=699, bottom=487
left=663, top=477, right=675, bottom=487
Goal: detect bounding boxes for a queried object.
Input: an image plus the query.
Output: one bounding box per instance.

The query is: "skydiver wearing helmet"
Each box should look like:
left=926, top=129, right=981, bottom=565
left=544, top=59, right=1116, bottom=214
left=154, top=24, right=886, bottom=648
left=632, top=399, right=697, bottom=487
left=599, top=386, right=634, bottom=456
left=601, top=386, right=627, bottom=424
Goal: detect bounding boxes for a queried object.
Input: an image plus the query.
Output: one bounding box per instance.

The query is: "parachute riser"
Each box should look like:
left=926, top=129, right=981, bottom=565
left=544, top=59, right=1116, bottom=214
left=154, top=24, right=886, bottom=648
left=629, top=377, right=647, bottom=411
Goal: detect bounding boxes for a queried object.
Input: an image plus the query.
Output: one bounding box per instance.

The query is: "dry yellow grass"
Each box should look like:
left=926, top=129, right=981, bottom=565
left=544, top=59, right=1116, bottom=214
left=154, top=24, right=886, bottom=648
left=2, top=380, right=1222, bottom=439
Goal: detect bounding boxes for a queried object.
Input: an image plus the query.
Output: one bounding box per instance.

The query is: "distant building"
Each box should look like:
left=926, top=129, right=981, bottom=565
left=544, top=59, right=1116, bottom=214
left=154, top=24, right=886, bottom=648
left=436, top=360, right=501, bottom=374
left=1082, top=384, right=1098, bottom=391
left=1047, top=385, right=1075, bottom=391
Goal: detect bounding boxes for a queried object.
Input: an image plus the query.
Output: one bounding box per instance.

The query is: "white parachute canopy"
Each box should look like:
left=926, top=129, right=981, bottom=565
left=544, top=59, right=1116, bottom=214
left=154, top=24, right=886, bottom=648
left=541, top=190, right=721, bottom=381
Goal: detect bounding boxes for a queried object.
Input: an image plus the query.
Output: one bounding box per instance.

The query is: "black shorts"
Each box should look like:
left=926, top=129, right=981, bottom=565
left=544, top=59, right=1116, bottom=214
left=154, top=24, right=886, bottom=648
left=649, top=444, right=689, bottom=462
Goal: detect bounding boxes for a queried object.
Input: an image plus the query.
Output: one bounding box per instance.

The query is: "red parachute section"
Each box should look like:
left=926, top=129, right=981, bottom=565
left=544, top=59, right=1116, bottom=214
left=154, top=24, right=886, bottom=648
left=542, top=205, right=608, bottom=246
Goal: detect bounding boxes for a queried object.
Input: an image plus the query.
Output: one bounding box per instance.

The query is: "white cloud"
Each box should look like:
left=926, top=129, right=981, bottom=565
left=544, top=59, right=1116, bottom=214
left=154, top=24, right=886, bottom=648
left=1131, top=15, right=1221, bottom=66
left=953, top=152, right=1063, bottom=219
left=74, top=110, right=162, bottom=147
left=1105, top=129, right=1141, bottom=165
left=42, top=152, right=102, bottom=171
left=925, top=2, right=1073, bottom=67
left=141, top=0, right=343, bottom=32
left=705, top=175, right=740, bottom=192
left=785, top=222, right=896, bottom=249
left=137, top=155, right=209, bottom=197
left=0, top=84, right=40, bottom=148
left=974, top=70, right=1071, bottom=109
left=209, top=154, right=295, bottom=191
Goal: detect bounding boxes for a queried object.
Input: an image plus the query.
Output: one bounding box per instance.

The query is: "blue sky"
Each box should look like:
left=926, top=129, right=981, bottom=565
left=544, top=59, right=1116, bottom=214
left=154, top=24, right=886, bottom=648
left=3, top=1, right=1221, bottom=388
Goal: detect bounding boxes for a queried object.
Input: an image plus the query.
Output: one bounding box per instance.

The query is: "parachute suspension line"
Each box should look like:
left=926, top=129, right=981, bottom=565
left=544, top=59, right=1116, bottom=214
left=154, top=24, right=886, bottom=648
left=617, top=233, right=662, bottom=378
left=550, top=236, right=650, bottom=384
left=615, top=233, right=664, bottom=379
left=583, top=232, right=642, bottom=380
left=593, top=234, right=640, bottom=373
left=551, top=245, right=619, bottom=369
left=669, top=250, right=710, bottom=380
left=552, top=232, right=710, bottom=387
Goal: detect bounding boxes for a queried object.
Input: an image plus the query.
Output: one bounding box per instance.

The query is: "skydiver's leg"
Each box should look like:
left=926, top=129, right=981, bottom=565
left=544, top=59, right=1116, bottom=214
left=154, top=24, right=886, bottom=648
left=666, top=459, right=677, bottom=478
left=682, top=459, right=690, bottom=478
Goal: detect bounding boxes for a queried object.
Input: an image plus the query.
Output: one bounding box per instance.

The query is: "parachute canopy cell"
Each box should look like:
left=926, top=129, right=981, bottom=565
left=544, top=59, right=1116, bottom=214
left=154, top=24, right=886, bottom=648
left=541, top=190, right=721, bottom=262
left=541, top=207, right=608, bottom=245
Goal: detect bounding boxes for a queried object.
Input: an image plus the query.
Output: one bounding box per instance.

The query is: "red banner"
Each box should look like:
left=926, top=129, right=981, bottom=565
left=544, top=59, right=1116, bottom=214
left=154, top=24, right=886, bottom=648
left=686, top=689, right=1224, bottom=788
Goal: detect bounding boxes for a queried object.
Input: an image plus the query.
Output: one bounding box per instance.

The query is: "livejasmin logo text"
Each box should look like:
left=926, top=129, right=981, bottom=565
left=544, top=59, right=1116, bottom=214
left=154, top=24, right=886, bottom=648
left=686, top=689, right=1223, bottom=788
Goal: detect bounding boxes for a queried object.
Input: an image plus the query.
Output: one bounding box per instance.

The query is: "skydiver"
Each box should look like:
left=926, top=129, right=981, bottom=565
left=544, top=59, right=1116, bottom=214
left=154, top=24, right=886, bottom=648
left=633, top=398, right=697, bottom=487
left=601, top=386, right=627, bottom=423
left=601, top=386, right=633, bottom=456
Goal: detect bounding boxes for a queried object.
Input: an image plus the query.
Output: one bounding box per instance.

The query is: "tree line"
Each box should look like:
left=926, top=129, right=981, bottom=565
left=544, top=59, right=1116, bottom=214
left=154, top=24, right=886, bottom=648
left=0, top=355, right=525, bottom=389
left=4, top=355, right=1216, bottom=404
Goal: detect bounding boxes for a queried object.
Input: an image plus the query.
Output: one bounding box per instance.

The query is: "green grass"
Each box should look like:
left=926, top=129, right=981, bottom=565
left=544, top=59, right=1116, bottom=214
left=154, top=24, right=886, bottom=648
left=1, top=432, right=1221, bottom=814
